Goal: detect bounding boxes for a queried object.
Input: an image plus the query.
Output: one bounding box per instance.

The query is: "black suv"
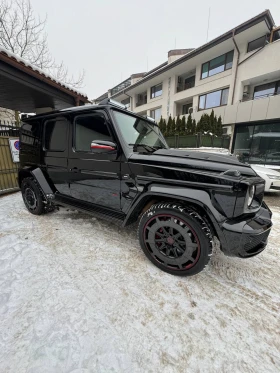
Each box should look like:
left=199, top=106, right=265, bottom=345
left=19, top=99, right=272, bottom=276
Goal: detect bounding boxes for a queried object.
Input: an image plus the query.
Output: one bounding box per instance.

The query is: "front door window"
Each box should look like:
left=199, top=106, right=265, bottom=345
left=75, top=114, right=112, bottom=152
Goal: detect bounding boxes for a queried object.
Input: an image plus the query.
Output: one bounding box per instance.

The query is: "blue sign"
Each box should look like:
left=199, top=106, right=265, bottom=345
left=14, top=140, right=20, bottom=150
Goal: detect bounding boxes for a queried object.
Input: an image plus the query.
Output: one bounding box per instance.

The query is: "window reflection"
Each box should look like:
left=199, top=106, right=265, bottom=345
left=150, top=107, right=162, bottom=122
left=201, top=51, right=234, bottom=79
left=234, top=122, right=280, bottom=166
left=254, top=82, right=278, bottom=99
left=151, top=84, right=163, bottom=98
left=247, top=36, right=266, bottom=52
left=199, top=88, right=229, bottom=110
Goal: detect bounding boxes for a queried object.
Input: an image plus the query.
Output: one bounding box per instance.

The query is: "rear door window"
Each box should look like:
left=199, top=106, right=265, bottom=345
left=44, top=118, right=68, bottom=151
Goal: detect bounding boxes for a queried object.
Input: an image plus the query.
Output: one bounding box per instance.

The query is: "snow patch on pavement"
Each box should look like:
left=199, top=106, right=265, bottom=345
left=0, top=193, right=279, bottom=372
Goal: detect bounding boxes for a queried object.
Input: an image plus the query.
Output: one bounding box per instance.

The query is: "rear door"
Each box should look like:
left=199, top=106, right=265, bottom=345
left=68, top=110, right=121, bottom=210
left=43, top=116, right=71, bottom=196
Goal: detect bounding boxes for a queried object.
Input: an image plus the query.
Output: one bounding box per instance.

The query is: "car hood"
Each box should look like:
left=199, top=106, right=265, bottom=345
left=251, top=165, right=280, bottom=176
left=129, top=148, right=257, bottom=176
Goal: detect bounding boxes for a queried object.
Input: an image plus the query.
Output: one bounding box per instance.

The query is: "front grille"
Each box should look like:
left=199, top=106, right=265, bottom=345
left=244, top=230, right=270, bottom=252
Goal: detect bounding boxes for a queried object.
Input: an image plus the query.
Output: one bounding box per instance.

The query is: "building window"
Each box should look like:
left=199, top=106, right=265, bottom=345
left=199, top=88, right=229, bottom=110
left=150, top=107, right=162, bottom=122
left=253, top=81, right=280, bottom=99
left=136, top=92, right=147, bottom=107
left=233, top=122, right=280, bottom=166
left=247, top=35, right=266, bottom=52
left=121, top=98, right=130, bottom=108
left=182, top=103, right=192, bottom=115
left=151, top=83, right=162, bottom=99
left=201, top=51, right=234, bottom=79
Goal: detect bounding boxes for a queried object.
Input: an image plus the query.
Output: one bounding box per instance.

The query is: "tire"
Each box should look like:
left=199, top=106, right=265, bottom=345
left=138, top=202, right=212, bottom=276
left=21, top=177, right=45, bottom=215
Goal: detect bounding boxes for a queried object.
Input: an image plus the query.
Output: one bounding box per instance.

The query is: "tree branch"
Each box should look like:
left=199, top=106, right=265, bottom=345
left=0, top=0, right=85, bottom=88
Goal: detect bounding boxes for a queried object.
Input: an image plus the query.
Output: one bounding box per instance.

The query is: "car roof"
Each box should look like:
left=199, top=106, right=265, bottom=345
left=23, top=104, right=109, bottom=120
left=21, top=102, right=157, bottom=125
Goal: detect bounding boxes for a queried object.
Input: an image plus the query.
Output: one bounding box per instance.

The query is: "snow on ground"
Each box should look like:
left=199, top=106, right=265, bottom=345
left=0, top=192, right=279, bottom=373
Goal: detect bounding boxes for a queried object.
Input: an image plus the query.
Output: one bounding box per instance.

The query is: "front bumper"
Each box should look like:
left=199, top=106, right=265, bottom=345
left=270, top=179, right=280, bottom=191
left=220, top=202, right=272, bottom=258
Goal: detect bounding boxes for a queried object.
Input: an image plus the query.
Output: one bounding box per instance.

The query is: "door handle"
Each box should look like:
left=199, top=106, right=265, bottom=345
left=70, top=167, right=80, bottom=173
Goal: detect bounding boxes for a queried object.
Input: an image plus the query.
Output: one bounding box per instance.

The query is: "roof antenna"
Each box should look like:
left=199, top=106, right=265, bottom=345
left=206, top=7, right=211, bottom=42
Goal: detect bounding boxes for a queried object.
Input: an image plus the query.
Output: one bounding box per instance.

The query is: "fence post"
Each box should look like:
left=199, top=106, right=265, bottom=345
left=197, top=133, right=201, bottom=148
left=175, top=134, right=179, bottom=148
left=221, top=136, right=225, bottom=149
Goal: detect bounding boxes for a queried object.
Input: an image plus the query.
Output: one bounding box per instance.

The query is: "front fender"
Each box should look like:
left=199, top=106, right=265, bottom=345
left=123, top=183, right=228, bottom=248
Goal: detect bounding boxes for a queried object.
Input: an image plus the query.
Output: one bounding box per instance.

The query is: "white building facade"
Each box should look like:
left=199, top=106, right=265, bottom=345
left=95, top=10, right=280, bottom=167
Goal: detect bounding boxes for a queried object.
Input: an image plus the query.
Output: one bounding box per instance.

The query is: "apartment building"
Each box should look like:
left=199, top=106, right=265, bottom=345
left=95, top=10, right=280, bottom=167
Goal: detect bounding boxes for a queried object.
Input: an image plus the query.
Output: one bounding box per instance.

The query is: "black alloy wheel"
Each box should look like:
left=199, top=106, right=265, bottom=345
left=23, top=186, right=38, bottom=211
left=138, top=203, right=212, bottom=276
left=21, top=177, right=45, bottom=215
left=144, top=214, right=200, bottom=269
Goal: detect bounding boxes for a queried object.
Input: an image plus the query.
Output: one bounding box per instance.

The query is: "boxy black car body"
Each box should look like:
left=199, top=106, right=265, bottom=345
left=18, top=100, right=273, bottom=276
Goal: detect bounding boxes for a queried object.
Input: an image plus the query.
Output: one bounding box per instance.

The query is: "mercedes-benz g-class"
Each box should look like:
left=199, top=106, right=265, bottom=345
left=19, top=99, right=272, bottom=276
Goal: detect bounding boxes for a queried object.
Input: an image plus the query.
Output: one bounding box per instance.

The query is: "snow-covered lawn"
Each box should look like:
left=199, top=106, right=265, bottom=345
left=0, top=192, right=279, bottom=373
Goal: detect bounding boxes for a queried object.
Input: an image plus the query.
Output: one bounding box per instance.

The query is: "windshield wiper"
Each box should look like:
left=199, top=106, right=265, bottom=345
left=128, top=144, right=157, bottom=153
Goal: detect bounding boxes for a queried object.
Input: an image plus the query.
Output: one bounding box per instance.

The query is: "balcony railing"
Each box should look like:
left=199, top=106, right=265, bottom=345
left=111, top=78, right=131, bottom=96
left=136, top=99, right=147, bottom=107
left=177, top=80, right=195, bottom=93
left=242, top=90, right=280, bottom=102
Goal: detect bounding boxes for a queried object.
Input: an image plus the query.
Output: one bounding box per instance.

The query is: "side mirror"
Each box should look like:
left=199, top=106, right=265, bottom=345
left=90, top=140, right=117, bottom=153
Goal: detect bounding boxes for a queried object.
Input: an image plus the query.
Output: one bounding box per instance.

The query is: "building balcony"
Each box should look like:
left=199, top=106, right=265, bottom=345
left=111, top=78, right=131, bottom=96
left=177, top=74, right=195, bottom=93
left=136, top=98, right=147, bottom=107
left=242, top=90, right=280, bottom=102
left=191, top=94, right=280, bottom=125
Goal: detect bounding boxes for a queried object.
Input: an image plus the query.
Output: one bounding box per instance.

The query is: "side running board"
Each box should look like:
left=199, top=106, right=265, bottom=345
left=55, top=193, right=125, bottom=226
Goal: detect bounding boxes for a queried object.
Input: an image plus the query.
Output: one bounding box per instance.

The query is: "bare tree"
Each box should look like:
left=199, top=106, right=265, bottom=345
left=0, top=0, right=85, bottom=88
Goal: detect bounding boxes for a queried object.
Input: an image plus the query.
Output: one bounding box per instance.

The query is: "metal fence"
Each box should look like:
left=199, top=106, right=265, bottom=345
left=0, top=123, right=20, bottom=195
left=165, top=134, right=231, bottom=149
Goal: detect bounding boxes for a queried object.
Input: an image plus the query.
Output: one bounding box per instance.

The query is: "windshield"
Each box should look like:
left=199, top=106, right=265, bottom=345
left=113, top=110, right=168, bottom=150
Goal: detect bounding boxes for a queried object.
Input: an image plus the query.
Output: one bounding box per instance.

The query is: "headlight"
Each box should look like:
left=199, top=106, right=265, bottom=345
left=248, top=185, right=255, bottom=207
left=268, top=174, right=280, bottom=180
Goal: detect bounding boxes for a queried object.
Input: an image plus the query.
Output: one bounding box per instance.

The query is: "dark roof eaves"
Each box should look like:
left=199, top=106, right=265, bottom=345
left=0, top=49, right=89, bottom=100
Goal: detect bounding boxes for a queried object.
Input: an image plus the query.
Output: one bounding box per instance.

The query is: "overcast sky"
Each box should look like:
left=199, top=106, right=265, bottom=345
left=32, top=0, right=280, bottom=99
